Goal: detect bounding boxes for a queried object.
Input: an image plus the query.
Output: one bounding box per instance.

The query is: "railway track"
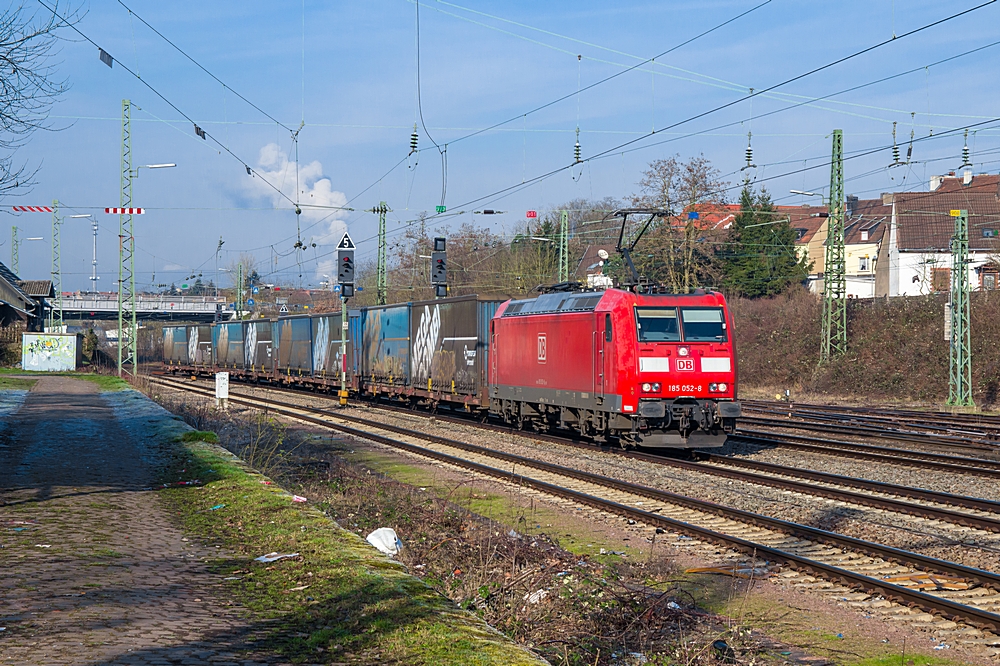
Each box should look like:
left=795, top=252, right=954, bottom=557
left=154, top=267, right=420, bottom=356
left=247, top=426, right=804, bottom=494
left=744, top=399, right=1000, bottom=435
left=742, top=401, right=1000, bottom=455
left=149, top=375, right=1000, bottom=639
left=732, top=429, right=1000, bottom=476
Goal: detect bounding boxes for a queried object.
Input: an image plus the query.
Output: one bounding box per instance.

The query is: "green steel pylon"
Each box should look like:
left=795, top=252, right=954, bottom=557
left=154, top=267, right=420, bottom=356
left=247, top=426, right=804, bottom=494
left=118, top=99, right=137, bottom=377
left=10, top=226, right=17, bottom=275
left=236, top=262, right=244, bottom=320
left=372, top=202, right=390, bottom=305
left=51, top=199, right=63, bottom=331
left=947, top=209, right=974, bottom=407
left=558, top=209, right=569, bottom=282
left=821, top=129, right=847, bottom=362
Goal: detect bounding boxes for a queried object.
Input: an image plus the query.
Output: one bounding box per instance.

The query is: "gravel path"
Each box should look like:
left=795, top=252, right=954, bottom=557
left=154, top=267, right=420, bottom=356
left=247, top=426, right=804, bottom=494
left=0, top=378, right=280, bottom=666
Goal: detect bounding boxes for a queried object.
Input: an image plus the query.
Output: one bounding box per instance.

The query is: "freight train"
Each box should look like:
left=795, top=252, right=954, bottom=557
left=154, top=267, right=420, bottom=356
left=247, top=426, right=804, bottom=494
left=162, top=289, right=740, bottom=448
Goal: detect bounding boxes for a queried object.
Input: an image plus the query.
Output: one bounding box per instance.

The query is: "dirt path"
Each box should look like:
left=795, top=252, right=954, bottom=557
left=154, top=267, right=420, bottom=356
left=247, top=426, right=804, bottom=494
left=0, top=377, right=282, bottom=666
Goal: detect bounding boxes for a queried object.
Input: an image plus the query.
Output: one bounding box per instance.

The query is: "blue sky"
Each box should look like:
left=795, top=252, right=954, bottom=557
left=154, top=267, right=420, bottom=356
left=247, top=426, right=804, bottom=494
left=8, top=0, right=1000, bottom=290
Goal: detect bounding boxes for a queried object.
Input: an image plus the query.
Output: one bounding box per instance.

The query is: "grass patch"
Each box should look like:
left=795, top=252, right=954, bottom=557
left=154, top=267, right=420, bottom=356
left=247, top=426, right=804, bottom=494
left=78, top=374, right=130, bottom=391
left=162, top=438, right=544, bottom=665
left=0, top=376, right=36, bottom=390
left=179, top=430, right=219, bottom=443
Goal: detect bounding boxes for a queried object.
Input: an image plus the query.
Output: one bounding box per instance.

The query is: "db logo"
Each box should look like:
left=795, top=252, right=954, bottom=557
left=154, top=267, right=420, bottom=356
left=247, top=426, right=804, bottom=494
left=676, top=358, right=695, bottom=372
left=537, top=334, right=547, bottom=363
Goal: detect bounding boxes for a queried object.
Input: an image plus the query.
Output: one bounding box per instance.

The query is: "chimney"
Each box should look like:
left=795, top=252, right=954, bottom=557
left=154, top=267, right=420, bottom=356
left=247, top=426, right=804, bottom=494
left=846, top=195, right=859, bottom=217
left=963, top=169, right=973, bottom=186
left=881, top=192, right=893, bottom=205
left=930, top=175, right=944, bottom=191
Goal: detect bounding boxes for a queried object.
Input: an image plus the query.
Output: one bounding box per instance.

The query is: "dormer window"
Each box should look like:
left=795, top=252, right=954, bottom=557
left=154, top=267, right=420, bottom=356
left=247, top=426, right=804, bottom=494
left=861, top=230, right=869, bottom=241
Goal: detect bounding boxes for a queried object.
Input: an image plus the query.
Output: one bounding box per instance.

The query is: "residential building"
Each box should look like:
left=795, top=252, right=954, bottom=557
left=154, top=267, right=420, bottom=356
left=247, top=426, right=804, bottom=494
left=878, top=172, right=1000, bottom=297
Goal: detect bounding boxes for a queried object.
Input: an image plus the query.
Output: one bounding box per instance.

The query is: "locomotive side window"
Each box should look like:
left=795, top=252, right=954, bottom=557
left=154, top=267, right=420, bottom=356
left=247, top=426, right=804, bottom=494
left=634, top=307, right=680, bottom=342
left=680, top=308, right=727, bottom=342
left=605, top=314, right=612, bottom=342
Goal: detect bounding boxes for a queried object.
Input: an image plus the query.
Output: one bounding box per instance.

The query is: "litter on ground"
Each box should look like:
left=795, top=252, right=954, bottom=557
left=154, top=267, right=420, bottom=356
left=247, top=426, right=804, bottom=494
left=254, top=552, right=300, bottom=563
left=366, top=528, right=403, bottom=556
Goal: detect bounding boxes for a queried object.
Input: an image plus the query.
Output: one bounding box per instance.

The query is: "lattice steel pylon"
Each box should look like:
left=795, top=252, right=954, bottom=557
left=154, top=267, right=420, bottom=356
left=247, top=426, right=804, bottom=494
left=11, top=226, right=18, bottom=275
left=948, top=209, right=974, bottom=406
left=821, top=129, right=847, bottom=362
left=558, top=210, right=569, bottom=282
left=372, top=201, right=390, bottom=305
left=117, top=99, right=137, bottom=377
left=50, top=199, right=63, bottom=331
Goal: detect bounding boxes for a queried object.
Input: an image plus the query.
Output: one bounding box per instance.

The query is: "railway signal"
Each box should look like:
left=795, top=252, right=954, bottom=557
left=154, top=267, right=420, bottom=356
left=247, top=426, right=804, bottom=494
left=337, top=232, right=355, bottom=299
left=431, top=236, right=446, bottom=298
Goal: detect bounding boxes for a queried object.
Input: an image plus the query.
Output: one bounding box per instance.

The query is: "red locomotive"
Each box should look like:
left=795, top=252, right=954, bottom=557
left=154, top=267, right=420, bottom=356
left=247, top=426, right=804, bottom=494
left=489, top=287, right=739, bottom=447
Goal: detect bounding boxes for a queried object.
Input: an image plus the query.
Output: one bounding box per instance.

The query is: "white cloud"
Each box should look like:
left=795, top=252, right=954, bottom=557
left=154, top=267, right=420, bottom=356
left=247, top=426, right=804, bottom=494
left=246, top=143, right=349, bottom=246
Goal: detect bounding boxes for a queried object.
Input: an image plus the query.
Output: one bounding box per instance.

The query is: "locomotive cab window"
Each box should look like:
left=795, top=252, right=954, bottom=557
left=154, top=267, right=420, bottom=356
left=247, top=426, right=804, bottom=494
left=680, top=308, right=727, bottom=342
left=604, top=314, right=612, bottom=342
left=634, top=307, right=680, bottom=342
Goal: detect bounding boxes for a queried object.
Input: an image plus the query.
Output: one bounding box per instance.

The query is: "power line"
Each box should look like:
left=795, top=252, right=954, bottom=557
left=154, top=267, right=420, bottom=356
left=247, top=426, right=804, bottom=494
left=38, top=0, right=350, bottom=213
left=114, top=0, right=293, bottom=132
left=434, top=0, right=774, bottom=148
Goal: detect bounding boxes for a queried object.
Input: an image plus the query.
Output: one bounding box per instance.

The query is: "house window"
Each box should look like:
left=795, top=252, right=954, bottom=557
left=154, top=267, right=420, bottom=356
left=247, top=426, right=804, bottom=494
left=931, top=267, right=951, bottom=292
left=861, top=230, right=869, bottom=242
left=984, top=274, right=997, bottom=291
left=858, top=256, right=870, bottom=272
left=795, top=228, right=807, bottom=241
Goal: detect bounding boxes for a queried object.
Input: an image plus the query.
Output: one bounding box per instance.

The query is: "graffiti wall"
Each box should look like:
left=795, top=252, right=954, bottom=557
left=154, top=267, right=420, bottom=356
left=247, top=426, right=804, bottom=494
left=22, top=333, right=79, bottom=372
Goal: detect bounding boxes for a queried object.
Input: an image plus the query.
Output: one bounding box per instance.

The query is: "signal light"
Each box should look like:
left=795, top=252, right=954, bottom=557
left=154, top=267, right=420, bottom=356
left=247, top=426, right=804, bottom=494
left=677, top=346, right=690, bottom=357
left=337, top=249, right=355, bottom=293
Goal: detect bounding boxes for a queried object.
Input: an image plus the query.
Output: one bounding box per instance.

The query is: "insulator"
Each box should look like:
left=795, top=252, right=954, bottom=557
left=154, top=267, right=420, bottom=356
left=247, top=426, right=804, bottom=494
left=745, top=145, right=753, bottom=166
left=961, top=129, right=971, bottom=166
left=409, top=123, right=418, bottom=154
left=573, top=126, right=581, bottom=163
left=892, top=144, right=900, bottom=163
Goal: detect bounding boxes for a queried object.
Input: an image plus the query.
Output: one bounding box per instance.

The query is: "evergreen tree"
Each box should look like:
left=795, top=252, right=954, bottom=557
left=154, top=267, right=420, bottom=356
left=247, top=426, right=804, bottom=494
left=721, top=183, right=810, bottom=298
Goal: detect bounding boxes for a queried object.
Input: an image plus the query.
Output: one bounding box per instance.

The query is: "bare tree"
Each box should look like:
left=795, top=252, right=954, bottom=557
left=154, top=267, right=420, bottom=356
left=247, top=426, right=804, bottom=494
left=0, top=3, right=77, bottom=198
left=630, top=154, right=728, bottom=292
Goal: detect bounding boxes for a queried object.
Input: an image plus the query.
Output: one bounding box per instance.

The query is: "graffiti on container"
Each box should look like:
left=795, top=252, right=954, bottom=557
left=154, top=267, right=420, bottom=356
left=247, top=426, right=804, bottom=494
left=188, top=327, right=199, bottom=363
left=245, top=323, right=258, bottom=366
left=412, top=304, right=441, bottom=381
left=363, top=309, right=407, bottom=380
left=23, top=335, right=74, bottom=371
left=313, top=317, right=330, bottom=371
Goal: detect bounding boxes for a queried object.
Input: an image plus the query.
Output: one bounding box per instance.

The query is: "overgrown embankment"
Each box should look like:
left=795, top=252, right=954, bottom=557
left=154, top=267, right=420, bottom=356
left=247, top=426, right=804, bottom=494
left=730, top=288, right=1000, bottom=406
left=138, top=394, right=548, bottom=665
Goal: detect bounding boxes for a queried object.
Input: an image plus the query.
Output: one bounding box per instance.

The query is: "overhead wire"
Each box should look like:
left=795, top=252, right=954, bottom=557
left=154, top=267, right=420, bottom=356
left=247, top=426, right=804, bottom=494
left=114, top=0, right=294, bottom=133
left=38, top=0, right=325, bottom=211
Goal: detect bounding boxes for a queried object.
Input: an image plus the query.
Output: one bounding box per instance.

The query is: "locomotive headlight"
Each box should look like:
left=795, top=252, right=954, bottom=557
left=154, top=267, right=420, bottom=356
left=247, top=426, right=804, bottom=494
left=709, top=383, right=718, bottom=392
left=652, top=382, right=661, bottom=392
left=641, top=382, right=653, bottom=393
left=718, top=382, right=728, bottom=392
left=677, top=346, right=690, bottom=357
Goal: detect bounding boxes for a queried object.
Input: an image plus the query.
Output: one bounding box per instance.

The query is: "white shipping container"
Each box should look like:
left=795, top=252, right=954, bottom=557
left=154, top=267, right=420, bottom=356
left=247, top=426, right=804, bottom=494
left=21, top=332, right=82, bottom=372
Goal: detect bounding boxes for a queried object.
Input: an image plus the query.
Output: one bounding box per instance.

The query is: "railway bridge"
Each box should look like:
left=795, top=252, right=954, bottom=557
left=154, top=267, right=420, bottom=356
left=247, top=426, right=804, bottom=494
left=61, top=294, right=225, bottom=322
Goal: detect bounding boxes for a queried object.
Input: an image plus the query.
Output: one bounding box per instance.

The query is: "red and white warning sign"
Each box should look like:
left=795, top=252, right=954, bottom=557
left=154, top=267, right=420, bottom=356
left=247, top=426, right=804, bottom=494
left=11, top=206, right=53, bottom=212
left=105, top=208, right=145, bottom=214
left=526, top=210, right=537, bottom=219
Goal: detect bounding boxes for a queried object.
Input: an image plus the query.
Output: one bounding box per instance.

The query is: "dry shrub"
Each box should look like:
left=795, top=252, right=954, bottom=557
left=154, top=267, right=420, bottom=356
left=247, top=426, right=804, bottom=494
left=729, top=287, right=1000, bottom=406
left=302, top=453, right=768, bottom=665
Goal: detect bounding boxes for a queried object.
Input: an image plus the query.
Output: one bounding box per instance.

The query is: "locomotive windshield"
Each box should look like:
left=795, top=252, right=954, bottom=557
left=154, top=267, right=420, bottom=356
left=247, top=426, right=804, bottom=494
left=680, top=308, right=727, bottom=341
left=634, top=307, right=727, bottom=342
left=634, top=308, right=681, bottom=342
